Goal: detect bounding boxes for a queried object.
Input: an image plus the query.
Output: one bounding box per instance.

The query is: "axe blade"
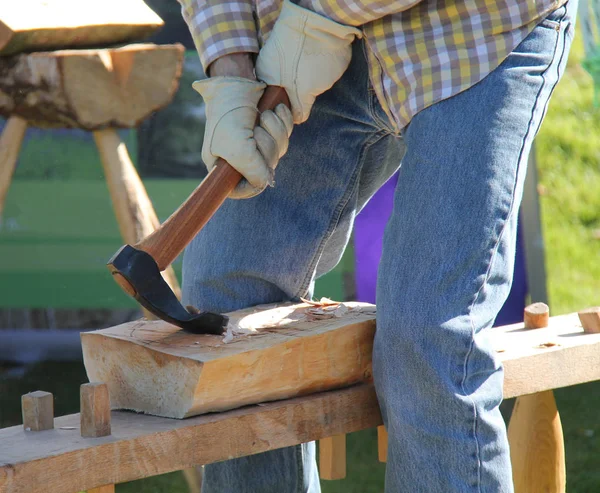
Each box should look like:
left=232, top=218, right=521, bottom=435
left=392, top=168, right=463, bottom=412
left=107, top=245, right=227, bottom=335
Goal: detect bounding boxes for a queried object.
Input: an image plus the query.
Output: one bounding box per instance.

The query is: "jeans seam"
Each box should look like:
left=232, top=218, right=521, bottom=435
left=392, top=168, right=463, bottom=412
left=461, top=6, right=568, bottom=491
left=296, top=444, right=303, bottom=493
left=294, top=131, right=388, bottom=298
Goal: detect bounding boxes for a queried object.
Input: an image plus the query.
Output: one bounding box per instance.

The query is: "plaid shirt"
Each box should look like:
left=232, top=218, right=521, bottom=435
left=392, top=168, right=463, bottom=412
left=178, top=0, right=567, bottom=131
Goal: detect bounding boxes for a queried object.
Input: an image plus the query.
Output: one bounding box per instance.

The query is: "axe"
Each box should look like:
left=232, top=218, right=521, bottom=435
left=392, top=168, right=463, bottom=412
left=107, top=86, right=290, bottom=335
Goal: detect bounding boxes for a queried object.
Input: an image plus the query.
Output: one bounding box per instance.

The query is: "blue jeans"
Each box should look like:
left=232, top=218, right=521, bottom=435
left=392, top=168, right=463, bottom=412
left=182, top=2, right=576, bottom=491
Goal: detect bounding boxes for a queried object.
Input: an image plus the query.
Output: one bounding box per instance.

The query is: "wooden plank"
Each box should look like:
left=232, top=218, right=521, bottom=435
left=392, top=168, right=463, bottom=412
left=87, top=486, right=115, bottom=493
left=493, top=312, right=600, bottom=398
left=319, top=434, right=346, bottom=480
left=81, top=302, right=377, bottom=418
left=0, top=0, right=163, bottom=55
left=80, top=384, right=111, bottom=438
left=0, top=44, right=184, bottom=130
left=0, top=384, right=381, bottom=493
left=508, top=391, right=565, bottom=493
left=21, top=391, right=53, bottom=432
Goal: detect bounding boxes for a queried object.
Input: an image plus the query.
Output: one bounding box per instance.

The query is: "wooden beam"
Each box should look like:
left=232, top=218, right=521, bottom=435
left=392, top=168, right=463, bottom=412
left=0, top=116, right=27, bottom=221
left=319, top=434, right=346, bottom=480
left=21, top=391, right=53, bottom=432
left=508, top=390, right=565, bottom=493
left=493, top=312, right=600, bottom=398
left=0, top=384, right=382, bottom=493
left=81, top=302, right=377, bottom=418
left=0, top=44, right=184, bottom=130
left=80, top=383, right=111, bottom=438
left=0, top=0, right=163, bottom=55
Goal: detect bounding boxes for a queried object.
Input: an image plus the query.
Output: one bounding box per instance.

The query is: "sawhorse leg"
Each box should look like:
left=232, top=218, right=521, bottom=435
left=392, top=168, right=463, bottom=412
left=93, top=128, right=182, bottom=308
left=508, top=390, right=566, bottom=493
left=0, top=115, right=27, bottom=221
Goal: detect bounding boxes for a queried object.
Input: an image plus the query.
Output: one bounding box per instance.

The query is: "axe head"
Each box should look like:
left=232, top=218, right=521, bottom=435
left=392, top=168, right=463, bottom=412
left=107, top=245, right=228, bottom=335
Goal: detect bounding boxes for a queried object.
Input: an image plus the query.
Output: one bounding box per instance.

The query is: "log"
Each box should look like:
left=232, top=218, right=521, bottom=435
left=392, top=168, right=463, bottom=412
left=81, top=302, right=377, bottom=419
left=0, top=43, right=184, bottom=129
left=0, top=0, right=163, bottom=56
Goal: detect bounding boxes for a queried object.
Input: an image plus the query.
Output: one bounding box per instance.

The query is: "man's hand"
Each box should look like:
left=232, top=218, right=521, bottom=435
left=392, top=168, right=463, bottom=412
left=194, top=54, right=293, bottom=199
left=255, top=0, right=361, bottom=124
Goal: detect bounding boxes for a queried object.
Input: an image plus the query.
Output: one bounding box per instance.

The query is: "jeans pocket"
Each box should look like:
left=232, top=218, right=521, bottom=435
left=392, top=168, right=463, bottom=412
left=537, top=4, right=567, bottom=30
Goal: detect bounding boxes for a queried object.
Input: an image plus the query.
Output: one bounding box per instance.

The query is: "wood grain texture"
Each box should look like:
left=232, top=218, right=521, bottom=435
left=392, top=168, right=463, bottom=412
left=492, top=312, right=600, bottom=398
left=578, top=307, right=600, bottom=333
left=0, top=384, right=382, bottom=493
left=93, top=128, right=181, bottom=303
left=319, top=435, right=346, bottom=480
left=80, top=383, right=111, bottom=438
left=508, top=391, right=565, bottom=493
left=377, top=425, right=388, bottom=463
left=0, top=44, right=183, bottom=129
left=524, top=302, right=550, bottom=329
left=0, top=0, right=162, bottom=55
left=136, top=86, right=290, bottom=270
left=82, top=302, right=377, bottom=418
left=0, top=116, right=27, bottom=220
left=21, top=391, right=53, bottom=432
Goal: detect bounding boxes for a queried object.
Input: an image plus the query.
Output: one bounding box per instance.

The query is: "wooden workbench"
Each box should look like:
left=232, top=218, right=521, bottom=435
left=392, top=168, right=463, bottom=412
left=1, top=311, right=599, bottom=493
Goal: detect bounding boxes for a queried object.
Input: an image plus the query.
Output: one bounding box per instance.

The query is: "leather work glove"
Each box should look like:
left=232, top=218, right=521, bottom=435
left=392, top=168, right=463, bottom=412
left=255, top=0, right=362, bottom=124
left=193, top=77, right=293, bottom=199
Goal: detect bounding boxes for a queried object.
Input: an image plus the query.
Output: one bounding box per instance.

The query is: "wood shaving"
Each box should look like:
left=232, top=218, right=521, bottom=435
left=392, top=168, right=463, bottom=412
left=300, top=297, right=340, bottom=307
left=537, top=341, right=560, bottom=348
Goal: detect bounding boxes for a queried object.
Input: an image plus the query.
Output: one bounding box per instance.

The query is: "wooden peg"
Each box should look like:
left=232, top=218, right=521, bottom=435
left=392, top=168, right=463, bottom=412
left=319, top=434, right=346, bottom=480
left=377, top=425, right=388, bottom=463
left=524, top=302, right=549, bottom=329
left=508, top=390, right=565, bottom=493
left=578, top=307, right=600, bottom=334
left=21, top=391, right=54, bottom=431
left=80, top=383, right=111, bottom=438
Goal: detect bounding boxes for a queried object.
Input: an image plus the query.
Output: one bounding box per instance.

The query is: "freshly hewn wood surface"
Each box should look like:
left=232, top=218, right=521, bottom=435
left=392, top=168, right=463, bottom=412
left=0, top=116, right=27, bottom=220
left=21, top=391, right=53, bottom=432
left=80, top=384, right=111, bottom=438
left=319, top=434, right=346, bottom=480
left=0, top=384, right=382, bottom=493
left=93, top=128, right=181, bottom=302
left=0, top=44, right=184, bottom=129
left=82, top=302, right=377, bottom=418
left=0, top=0, right=163, bottom=55
left=493, top=312, right=600, bottom=398
left=508, top=390, right=566, bottom=493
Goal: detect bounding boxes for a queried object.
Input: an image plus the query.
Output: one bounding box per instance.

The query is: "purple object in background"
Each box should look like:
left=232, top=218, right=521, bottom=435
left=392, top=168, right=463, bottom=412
left=353, top=172, right=528, bottom=325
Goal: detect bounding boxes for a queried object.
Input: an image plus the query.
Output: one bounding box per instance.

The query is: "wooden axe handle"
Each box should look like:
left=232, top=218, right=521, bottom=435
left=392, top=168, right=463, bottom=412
left=135, top=85, right=290, bottom=271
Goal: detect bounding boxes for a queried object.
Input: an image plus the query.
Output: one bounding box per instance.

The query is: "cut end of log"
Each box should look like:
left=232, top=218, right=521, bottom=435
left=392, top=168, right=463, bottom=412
left=578, top=307, right=600, bottom=334
left=0, top=44, right=184, bottom=130
left=21, top=390, right=54, bottom=431
left=524, top=302, right=549, bottom=329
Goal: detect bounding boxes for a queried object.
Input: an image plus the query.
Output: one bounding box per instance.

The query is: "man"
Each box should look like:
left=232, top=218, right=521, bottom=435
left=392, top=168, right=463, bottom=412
left=177, top=0, right=577, bottom=491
